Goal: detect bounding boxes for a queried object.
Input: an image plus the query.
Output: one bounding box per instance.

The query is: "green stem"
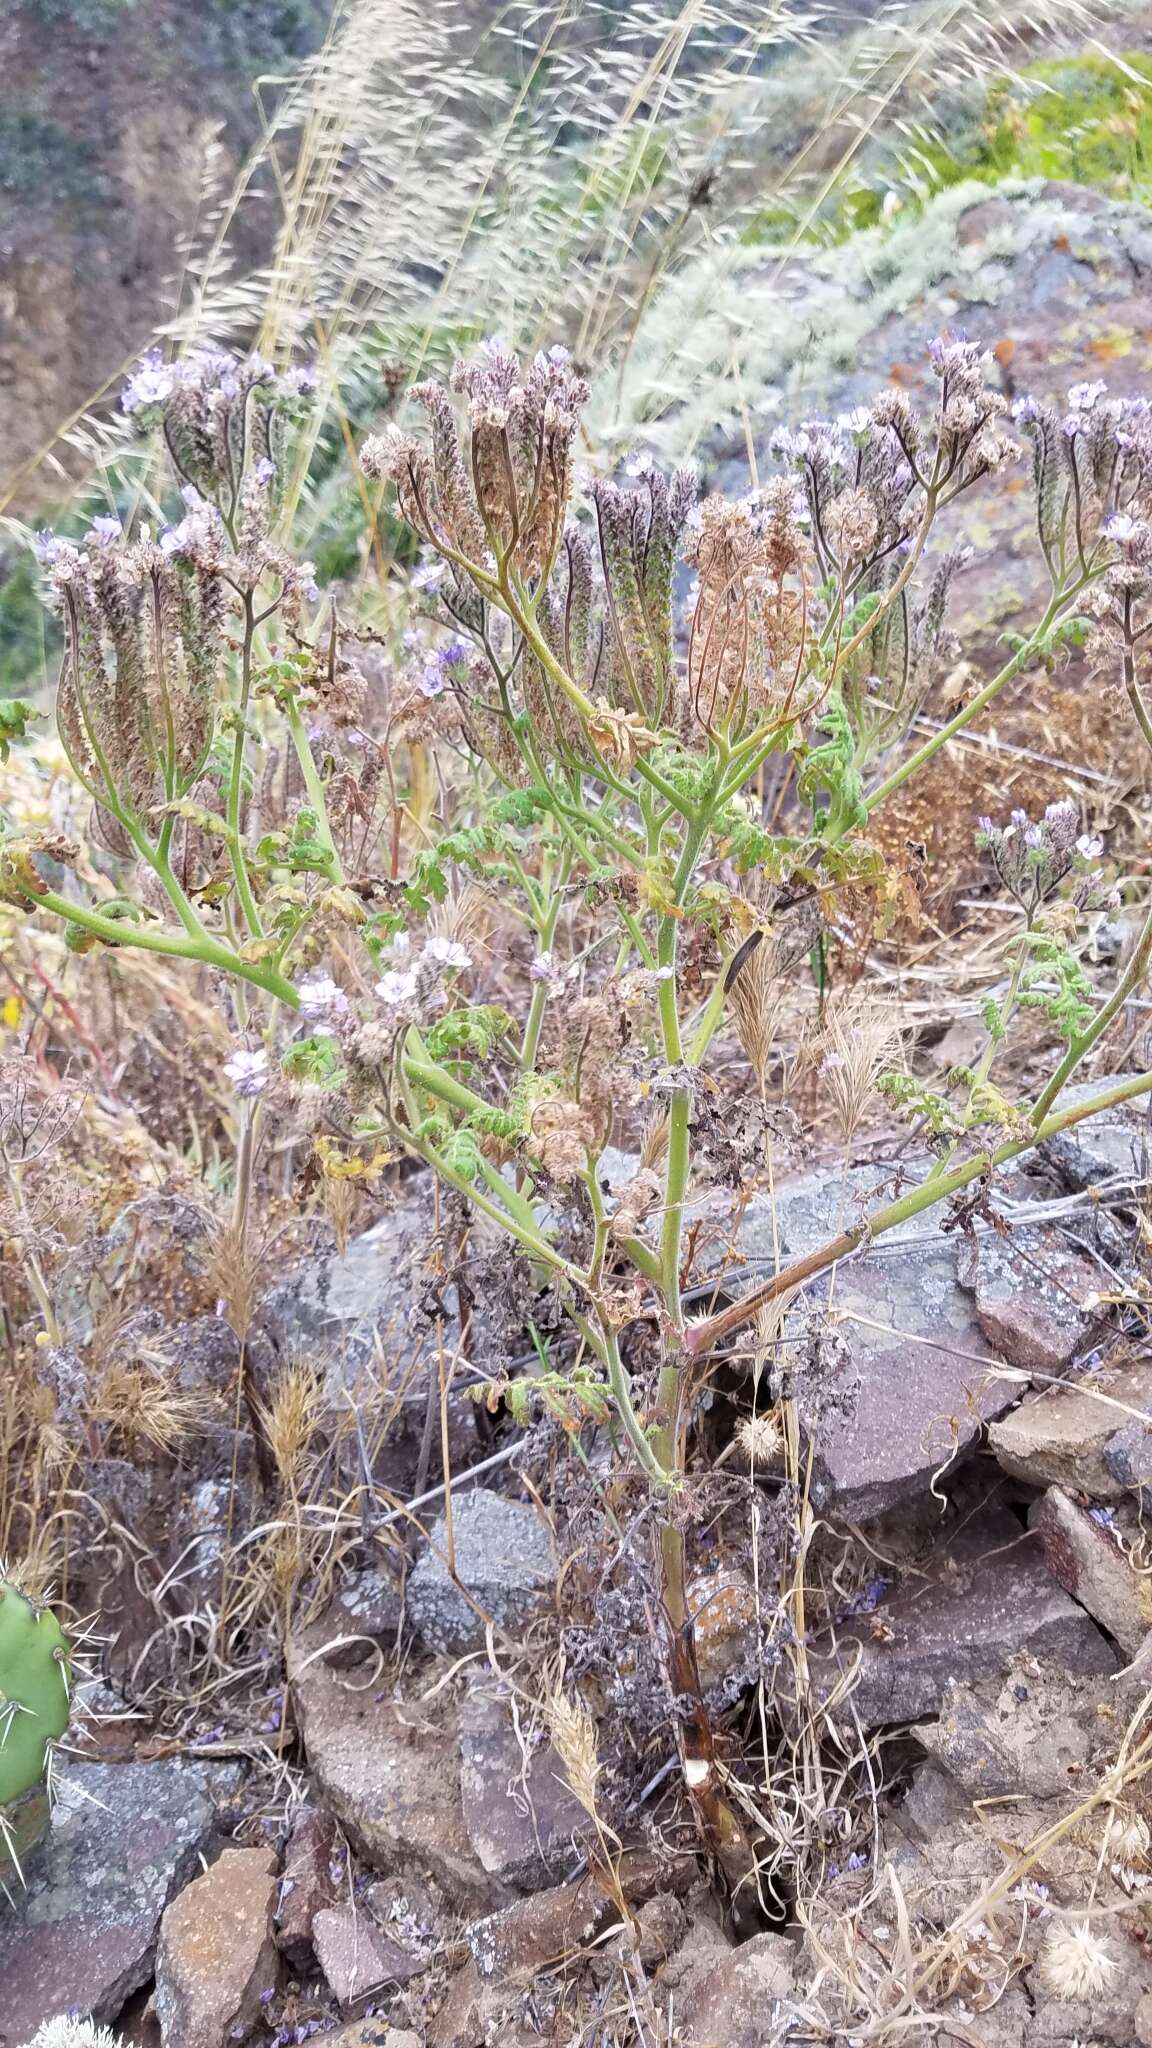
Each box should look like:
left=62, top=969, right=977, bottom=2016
left=28, top=887, right=300, bottom=1004
left=1031, top=892, right=1152, bottom=1126
left=285, top=694, right=344, bottom=882
left=862, top=582, right=1087, bottom=819
left=686, top=1066, right=1152, bottom=1358
left=226, top=595, right=265, bottom=939
left=601, top=1319, right=670, bottom=1487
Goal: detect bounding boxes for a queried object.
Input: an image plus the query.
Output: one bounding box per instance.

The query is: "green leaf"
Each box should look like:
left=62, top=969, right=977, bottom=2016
left=0, top=698, right=41, bottom=762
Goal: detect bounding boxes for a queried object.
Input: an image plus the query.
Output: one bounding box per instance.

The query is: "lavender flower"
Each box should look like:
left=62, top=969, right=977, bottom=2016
left=88, top=516, right=121, bottom=547
left=223, top=1048, right=269, bottom=1097
left=1068, top=379, right=1107, bottom=413
left=376, top=968, right=419, bottom=1007
left=424, top=936, right=471, bottom=969
left=296, top=974, right=349, bottom=1023
left=121, top=346, right=176, bottom=415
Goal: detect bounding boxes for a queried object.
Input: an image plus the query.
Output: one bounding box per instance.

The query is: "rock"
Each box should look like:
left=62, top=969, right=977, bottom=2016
left=1031, top=1487, right=1152, bottom=1657
left=988, top=1361, right=1152, bottom=1499
left=153, top=1847, right=278, bottom=2048
left=665, top=1928, right=797, bottom=2048
left=895, top=1758, right=972, bottom=1844
left=468, top=1879, right=610, bottom=1979
left=0, top=1758, right=236, bottom=2047
left=320, top=2027, right=422, bottom=2048
left=265, top=1190, right=483, bottom=1497
left=312, top=1904, right=426, bottom=2010
left=289, top=1652, right=497, bottom=1909
left=632, top=1891, right=687, bottom=1967
left=274, top=1806, right=339, bottom=1972
left=915, top=1667, right=1099, bottom=1807
left=430, top=1959, right=530, bottom=2048
left=956, top=1226, right=1105, bottom=1373
left=406, top=1490, right=555, bottom=1655
left=458, top=1687, right=587, bottom=1890
left=1037, top=1076, right=1152, bottom=1191
left=1104, top=1418, right=1152, bottom=1503
left=685, top=1565, right=758, bottom=1691
left=807, top=1507, right=1116, bottom=1728
left=735, top=1163, right=1018, bottom=1518
left=296, top=1563, right=405, bottom=1674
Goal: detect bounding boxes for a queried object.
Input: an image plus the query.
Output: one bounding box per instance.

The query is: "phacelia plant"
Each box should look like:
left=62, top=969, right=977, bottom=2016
left=7, top=333, right=1152, bottom=1872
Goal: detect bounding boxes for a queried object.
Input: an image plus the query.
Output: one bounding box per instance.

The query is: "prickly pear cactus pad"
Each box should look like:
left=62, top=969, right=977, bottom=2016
left=0, top=1580, right=71, bottom=1807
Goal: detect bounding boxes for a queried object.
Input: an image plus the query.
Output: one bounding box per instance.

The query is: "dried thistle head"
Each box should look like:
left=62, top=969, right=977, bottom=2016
left=363, top=341, right=589, bottom=588
left=591, top=465, right=696, bottom=728
left=1035, top=1919, right=1118, bottom=2000
left=818, top=993, right=904, bottom=1147
left=564, top=992, right=630, bottom=1115
left=683, top=484, right=817, bottom=744
left=735, top=1408, right=783, bottom=1467
left=529, top=1099, right=596, bottom=1184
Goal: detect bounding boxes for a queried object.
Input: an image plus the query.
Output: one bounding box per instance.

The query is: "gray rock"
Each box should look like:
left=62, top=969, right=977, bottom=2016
left=737, top=1163, right=1018, bottom=1518
left=458, top=1688, right=587, bottom=1891
left=661, top=1928, right=796, bottom=2048
left=312, top=1565, right=405, bottom=1670
left=0, top=1758, right=236, bottom=2047
left=289, top=1650, right=498, bottom=1910
left=265, top=1189, right=482, bottom=1497
left=988, top=1360, right=1152, bottom=1499
left=1030, top=1486, right=1152, bottom=1658
left=1105, top=1418, right=1152, bottom=1503
left=956, top=1225, right=1105, bottom=1373
left=916, top=1667, right=1098, bottom=1807
left=406, top=1489, right=555, bottom=1655
left=154, top=1846, right=279, bottom=2048
left=807, top=1507, right=1116, bottom=1728
left=312, top=1904, right=426, bottom=2010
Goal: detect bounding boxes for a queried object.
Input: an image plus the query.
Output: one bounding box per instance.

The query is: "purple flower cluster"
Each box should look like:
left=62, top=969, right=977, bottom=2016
left=976, top=800, right=1086, bottom=911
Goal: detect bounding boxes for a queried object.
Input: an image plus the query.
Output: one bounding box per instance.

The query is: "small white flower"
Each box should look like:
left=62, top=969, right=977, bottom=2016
left=1077, top=833, right=1104, bottom=859
left=1068, top=379, right=1107, bottom=413
left=376, top=969, right=419, bottom=1007
left=1104, top=512, right=1144, bottom=544
left=296, top=974, right=349, bottom=1022
left=223, top=1048, right=269, bottom=1097
left=424, top=937, right=471, bottom=970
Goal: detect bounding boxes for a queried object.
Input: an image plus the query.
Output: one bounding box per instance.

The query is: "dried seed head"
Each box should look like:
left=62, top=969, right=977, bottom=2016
left=1036, top=1920, right=1118, bottom=2001
left=735, top=1411, right=783, bottom=1466
left=544, top=1685, right=601, bottom=1821
left=530, top=1099, right=597, bottom=1183
left=818, top=993, right=904, bottom=1147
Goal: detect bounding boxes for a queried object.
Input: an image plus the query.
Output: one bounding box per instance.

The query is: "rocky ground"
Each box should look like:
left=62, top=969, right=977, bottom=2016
left=6, top=1077, right=1152, bottom=2048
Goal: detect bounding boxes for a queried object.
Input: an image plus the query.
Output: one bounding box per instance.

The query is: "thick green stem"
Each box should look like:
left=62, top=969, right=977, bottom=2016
left=226, top=596, right=266, bottom=938
left=28, top=887, right=301, bottom=1005
left=686, top=1066, right=1152, bottom=1357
